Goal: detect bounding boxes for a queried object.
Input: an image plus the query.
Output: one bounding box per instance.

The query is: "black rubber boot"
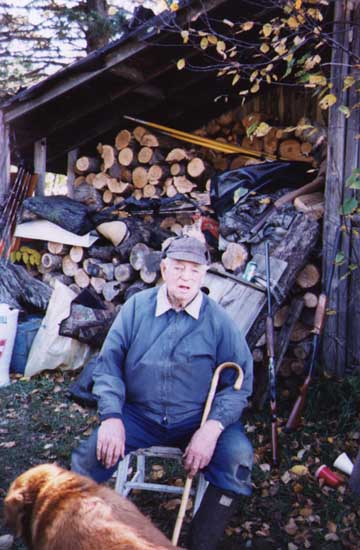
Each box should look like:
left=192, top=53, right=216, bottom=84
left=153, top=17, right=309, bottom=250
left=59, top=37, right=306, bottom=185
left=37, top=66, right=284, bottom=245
left=187, top=484, right=241, bottom=550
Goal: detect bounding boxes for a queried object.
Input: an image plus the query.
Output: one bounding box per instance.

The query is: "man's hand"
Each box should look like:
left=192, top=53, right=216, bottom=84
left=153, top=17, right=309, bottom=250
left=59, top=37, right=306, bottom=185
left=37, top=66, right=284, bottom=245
left=183, top=420, right=223, bottom=478
left=96, top=418, right=125, bottom=469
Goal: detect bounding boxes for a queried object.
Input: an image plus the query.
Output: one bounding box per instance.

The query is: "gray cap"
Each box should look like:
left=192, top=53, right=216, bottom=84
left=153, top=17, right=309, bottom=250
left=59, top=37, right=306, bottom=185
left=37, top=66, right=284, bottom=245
left=164, top=236, right=210, bottom=265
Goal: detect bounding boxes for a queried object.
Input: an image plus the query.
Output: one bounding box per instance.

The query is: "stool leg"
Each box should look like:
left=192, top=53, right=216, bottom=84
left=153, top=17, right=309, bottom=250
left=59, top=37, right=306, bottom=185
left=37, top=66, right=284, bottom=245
left=115, top=454, right=131, bottom=495
left=193, top=474, right=208, bottom=515
left=137, top=455, right=146, bottom=483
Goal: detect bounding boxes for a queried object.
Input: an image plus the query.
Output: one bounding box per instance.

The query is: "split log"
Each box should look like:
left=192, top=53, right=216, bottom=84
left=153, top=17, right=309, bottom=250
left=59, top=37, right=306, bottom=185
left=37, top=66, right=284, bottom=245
left=90, top=276, right=106, bottom=294
left=133, top=126, right=147, bottom=143
left=92, top=172, right=112, bottom=190
left=130, top=243, right=151, bottom=270
left=74, top=268, right=90, bottom=289
left=229, top=155, right=247, bottom=170
left=279, top=139, right=311, bottom=162
left=75, top=156, right=101, bottom=174
left=294, top=192, right=324, bottom=219
left=87, top=243, right=115, bottom=261
left=69, top=246, right=84, bottom=263
left=40, top=272, right=73, bottom=289
left=103, top=281, right=122, bottom=302
left=143, top=183, right=160, bottom=198
left=296, top=263, right=320, bottom=289
left=124, top=280, right=150, bottom=302
left=289, top=359, right=305, bottom=376
left=170, top=163, right=186, bottom=177
left=274, top=305, right=289, bottom=328
left=107, top=180, right=134, bottom=196
left=115, top=129, right=133, bottom=150
left=114, top=263, right=136, bottom=283
left=173, top=176, right=196, bottom=194
left=118, top=147, right=137, bottom=167
left=140, top=133, right=159, bottom=147
left=83, top=258, right=103, bottom=277
left=47, top=242, right=69, bottom=255
left=73, top=183, right=104, bottom=210
left=96, top=221, right=128, bottom=247
left=69, top=283, right=81, bottom=295
left=138, top=147, right=164, bottom=165
left=148, top=164, right=170, bottom=182
left=103, top=190, right=113, bottom=204
left=132, top=166, right=149, bottom=189
left=41, top=253, right=63, bottom=271
left=74, top=176, right=86, bottom=186
left=100, top=145, right=117, bottom=171
left=187, top=158, right=207, bottom=179
left=263, top=127, right=279, bottom=156
left=290, top=321, right=311, bottom=342
left=166, top=148, right=190, bottom=162
left=221, top=243, right=248, bottom=272
left=62, top=255, right=78, bottom=277
left=241, top=136, right=263, bottom=152
left=140, top=265, right=159, bottom=284
left=303, top=291, right=318, bottom=308
left=0, top=259, right=51, bottom=311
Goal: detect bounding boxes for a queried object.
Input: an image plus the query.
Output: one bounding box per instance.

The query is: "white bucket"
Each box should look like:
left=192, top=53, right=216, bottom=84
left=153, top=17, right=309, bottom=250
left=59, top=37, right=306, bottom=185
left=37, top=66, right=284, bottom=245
left=0, top=304, right=19, bottom=387
left=333, top=452, right=354, bottom=475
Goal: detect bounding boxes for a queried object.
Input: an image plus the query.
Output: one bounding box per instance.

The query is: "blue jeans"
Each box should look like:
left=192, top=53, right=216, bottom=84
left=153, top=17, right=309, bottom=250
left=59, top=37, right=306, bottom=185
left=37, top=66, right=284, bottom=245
left=71, top=404, right=253, bottom=496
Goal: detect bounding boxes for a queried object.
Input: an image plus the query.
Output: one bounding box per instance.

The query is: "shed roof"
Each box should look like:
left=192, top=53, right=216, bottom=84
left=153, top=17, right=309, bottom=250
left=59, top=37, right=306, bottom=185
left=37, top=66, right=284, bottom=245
left=0, top=0, right=274, bottom=174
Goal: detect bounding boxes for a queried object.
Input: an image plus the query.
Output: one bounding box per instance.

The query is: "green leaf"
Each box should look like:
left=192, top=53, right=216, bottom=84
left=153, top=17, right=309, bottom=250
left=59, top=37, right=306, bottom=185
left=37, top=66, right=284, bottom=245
left=341, top=197, right=358, bottom=215
left=346, top=169, right=360, bottom=189
left=338, top=105, right=351, bottom=118
left=335, top=251, right=345, bottom=265
left=246, top=122, right=259, bottom=137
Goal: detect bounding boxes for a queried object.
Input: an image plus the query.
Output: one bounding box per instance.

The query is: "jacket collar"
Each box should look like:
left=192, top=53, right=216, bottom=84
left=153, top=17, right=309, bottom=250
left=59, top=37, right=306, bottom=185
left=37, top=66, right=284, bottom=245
left=155, top=284, right=203, bottom=320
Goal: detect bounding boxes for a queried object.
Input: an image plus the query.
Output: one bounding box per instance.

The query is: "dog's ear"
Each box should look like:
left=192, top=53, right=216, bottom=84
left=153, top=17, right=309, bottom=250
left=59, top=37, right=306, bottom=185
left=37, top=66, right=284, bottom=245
left=4, top=491, right=27, bottom=537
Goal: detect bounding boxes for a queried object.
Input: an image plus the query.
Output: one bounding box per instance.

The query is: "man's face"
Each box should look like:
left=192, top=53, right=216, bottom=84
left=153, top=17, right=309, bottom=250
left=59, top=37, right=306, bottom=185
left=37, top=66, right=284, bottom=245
left=160, top=258, right=206, bottom=307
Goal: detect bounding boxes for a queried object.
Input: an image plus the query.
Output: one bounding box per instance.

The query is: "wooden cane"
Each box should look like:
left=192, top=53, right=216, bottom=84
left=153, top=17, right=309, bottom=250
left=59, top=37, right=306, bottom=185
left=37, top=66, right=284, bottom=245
left=171, top=361, right=244, bottom=546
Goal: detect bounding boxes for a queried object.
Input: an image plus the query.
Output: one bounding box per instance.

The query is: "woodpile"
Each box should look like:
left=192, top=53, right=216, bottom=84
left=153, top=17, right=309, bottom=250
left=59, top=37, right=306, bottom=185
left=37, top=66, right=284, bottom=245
left=10, top=112, right=325, bottom=382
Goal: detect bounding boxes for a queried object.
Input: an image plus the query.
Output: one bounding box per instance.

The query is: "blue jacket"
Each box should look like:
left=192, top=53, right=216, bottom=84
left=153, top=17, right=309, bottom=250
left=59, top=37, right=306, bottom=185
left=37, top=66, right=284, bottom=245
left=92, top=286, right=253, bottom=428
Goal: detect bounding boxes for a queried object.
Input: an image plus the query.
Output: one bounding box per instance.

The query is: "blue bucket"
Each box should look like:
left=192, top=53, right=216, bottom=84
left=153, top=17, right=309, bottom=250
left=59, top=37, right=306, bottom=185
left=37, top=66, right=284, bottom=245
left=10, top=315, right=43, bottom=375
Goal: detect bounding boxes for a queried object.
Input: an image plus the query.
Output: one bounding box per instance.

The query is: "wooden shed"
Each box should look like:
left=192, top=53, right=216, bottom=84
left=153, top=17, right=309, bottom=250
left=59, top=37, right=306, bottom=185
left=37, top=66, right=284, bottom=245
left=0, top=0, right=359, bottom=376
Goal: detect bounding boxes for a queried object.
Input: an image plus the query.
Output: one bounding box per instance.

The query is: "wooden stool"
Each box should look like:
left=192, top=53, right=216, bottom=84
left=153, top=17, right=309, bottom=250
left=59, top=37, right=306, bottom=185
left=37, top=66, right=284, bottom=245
left=115, top=446, right=208, bottom=515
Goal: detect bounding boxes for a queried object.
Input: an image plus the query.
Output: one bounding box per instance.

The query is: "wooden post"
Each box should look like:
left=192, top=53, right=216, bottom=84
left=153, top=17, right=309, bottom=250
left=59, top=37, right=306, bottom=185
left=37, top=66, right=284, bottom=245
left=323, top=0, right=360, bottom=376
left=0, top=111, right=10, bottom=201
left=34, top=138, right=47, bottom=196
left=67, top=148, right=78, bottom=198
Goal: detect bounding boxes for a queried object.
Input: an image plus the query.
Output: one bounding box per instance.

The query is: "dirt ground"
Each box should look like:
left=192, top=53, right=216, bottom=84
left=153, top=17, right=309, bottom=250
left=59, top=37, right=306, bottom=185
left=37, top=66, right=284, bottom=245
left=1, top=370, right=360, bottom=549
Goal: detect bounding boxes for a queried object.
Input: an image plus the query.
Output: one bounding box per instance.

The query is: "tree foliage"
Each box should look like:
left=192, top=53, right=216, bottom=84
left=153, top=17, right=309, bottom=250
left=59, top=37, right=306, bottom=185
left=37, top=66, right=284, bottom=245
left=0, top=0, right=153, bottom=97
left=175, top=0, right=359, bottom=132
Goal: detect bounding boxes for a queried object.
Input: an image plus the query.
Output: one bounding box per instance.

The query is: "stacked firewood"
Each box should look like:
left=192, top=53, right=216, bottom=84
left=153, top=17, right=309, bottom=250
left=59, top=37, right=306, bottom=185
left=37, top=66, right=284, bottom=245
left=251, top=260, right=322, bottom=379
left=73, top=126, right=213, bottom=208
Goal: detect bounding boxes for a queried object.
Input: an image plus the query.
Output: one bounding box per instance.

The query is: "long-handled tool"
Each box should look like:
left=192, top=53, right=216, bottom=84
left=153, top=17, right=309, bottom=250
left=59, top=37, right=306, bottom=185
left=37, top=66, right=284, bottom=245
left=265, top=241, right=278, bottom=466
left=172, top=361, right=244, bottom=547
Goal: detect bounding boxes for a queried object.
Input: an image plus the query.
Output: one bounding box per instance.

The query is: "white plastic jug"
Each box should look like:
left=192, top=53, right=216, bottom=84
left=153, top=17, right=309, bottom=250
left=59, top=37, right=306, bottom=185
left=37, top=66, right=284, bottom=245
left=0, top=304, right=19, bottom=387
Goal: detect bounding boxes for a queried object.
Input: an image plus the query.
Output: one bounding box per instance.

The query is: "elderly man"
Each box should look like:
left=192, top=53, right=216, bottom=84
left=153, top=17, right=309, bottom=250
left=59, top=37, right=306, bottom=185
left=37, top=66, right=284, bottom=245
left=71, top=235, right=253, bottom=549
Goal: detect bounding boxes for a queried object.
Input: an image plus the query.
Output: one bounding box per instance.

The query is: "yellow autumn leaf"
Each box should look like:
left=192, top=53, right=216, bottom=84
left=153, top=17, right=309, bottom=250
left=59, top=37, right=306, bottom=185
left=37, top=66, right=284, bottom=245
left=181, top=30, right=189, bottom=44
left=177, top=58, right=186, bottom=70
left=223, top=19, right=234, bottom=28
left=319, top=93, right=337, bottom=109
left=290, top=465, right=309, bottom=476
left=207, top=34, right=218, bottom=45
left=242, top=21, right=254, bottom=31
left=275, top=43, right=287, bottom=56
left=254, top=122, right=272, bottom=137
left=294, top=35, right=305, bottom=46
left=309, top=74, right=327, bottom=86
left=260, top=42, right=270, bottom=54
left=250, top=81, right=260, bottom=94
left=295, top=0, right=302, bottom=8
left=262, top=23, right=272, bottom=37
left=266, top=74, right=272, bottom=84
left=170, top=1, right=179, bottom=11
left=287, top=16, right=299, bottom=29
left=343, top=75, right=356, bottom=90
left=216, top=41, right=226, bottom=56
left=304, top=54, right=322, bottom=71
left=200, top=37, right=208, bottom=50
left=265, top=63, right=274, bottom=72
left=238, top=89, right=249, bottom=96
left=232, top=74, right=240, bottom=86
left=250, top=70, right=258, bottom=82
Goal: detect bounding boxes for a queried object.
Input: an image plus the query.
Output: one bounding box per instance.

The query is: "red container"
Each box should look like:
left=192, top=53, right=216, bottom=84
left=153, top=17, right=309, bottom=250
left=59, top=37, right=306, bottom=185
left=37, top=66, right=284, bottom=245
left=315, top=464, right=342, bottom=488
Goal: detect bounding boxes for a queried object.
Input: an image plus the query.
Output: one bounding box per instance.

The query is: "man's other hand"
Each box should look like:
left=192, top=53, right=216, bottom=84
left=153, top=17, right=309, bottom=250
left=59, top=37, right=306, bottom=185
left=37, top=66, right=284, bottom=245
left=183, top=419, right=223, bottom=478
left=97, top=418, right=125, bottom=469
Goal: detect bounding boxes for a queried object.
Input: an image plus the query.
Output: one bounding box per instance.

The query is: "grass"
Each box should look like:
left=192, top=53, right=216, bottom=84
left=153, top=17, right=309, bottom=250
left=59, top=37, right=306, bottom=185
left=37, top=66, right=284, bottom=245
left=1, top=370, right=360, bottom=549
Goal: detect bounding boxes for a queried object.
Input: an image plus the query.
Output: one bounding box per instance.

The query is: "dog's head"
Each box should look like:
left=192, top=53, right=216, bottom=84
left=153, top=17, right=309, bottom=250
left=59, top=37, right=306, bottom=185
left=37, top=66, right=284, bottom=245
left=4, top=463, right=64, bottom=538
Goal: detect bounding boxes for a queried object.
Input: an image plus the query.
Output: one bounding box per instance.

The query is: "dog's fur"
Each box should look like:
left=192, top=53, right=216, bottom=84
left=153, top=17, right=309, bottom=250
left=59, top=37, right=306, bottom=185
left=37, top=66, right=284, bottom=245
left=4, top=463, right=176, bottom=550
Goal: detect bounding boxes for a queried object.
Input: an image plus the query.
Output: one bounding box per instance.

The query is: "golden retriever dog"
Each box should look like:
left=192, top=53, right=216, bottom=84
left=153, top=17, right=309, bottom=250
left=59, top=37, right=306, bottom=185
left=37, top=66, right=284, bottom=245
left=4, top=463, right=177, bottom=550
